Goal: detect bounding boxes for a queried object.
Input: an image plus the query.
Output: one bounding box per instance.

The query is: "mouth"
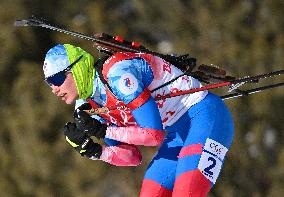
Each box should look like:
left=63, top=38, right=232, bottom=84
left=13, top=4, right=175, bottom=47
left=59, top=93, right=67, bottom=99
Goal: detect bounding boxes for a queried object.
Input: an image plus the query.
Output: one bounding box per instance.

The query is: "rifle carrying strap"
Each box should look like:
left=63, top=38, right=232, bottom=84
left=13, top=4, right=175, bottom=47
left=94, top=56, right=114, bottom=93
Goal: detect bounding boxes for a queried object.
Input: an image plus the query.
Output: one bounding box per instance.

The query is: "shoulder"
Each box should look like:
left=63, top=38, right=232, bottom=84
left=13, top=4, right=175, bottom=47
left=102, top=52, right=154, bottom=79
left=104, top=52, right=140, bottom=66
left=102, top=52, right=137, bottom=75
left=107, top=59, right=142, bottom=93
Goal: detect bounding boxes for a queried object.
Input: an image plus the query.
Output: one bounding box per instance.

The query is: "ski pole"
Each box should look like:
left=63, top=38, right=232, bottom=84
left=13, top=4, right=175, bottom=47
left=221, top=82, right=284, bottom=100
left=154, top=69, right=284, bottom=101
left=86, top=71, right=283, bottom=115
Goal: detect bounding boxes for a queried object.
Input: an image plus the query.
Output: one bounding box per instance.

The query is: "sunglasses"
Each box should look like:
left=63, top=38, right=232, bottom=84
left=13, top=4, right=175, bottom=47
left=45, top=55, right=83, bottom=86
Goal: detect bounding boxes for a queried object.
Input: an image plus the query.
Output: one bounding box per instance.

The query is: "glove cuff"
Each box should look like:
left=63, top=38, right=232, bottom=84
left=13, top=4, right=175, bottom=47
left=78, top=138, right=102, bottom=159
left=93, top=122, right=107, bottom=139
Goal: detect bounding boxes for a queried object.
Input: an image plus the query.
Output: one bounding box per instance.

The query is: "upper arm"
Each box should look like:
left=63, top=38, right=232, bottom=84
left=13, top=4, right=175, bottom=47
left=107, top=58, right=153, bottom=104
left=107, top=58, right=163, bottom=131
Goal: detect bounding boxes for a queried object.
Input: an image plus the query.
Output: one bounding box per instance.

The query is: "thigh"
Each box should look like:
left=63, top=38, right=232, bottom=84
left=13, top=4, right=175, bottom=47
left=140, top=132, right=182, bottom=197
left=173, top=93, right=234, bottom=196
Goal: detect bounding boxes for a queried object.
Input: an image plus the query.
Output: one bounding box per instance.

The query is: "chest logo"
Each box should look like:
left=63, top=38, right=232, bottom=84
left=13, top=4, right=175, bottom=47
left=118, top=73, right=139, bottom=95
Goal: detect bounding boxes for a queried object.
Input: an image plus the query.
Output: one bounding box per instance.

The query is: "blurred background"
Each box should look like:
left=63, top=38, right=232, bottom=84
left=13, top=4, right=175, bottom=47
left=0, top=0, right=283, bottom=196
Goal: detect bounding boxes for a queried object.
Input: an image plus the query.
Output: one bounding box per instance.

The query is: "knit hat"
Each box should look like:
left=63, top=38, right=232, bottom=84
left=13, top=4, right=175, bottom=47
left=43, top=44, right=95, bottom=99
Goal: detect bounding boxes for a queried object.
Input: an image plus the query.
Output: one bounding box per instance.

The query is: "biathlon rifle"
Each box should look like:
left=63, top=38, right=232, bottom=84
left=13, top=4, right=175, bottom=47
left=14, top=16, right=231, bottom=82
left=14, top=16, right=284, bottom=111
left=14, top=16, right=197, bottom=72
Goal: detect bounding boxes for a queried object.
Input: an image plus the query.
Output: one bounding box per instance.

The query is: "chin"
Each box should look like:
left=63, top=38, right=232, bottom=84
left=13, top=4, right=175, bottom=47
left=64, top=100, right=72, bottom=104
left=64, top=97, right=76, bottom=104
left=63, top=93, right=78, bottom=105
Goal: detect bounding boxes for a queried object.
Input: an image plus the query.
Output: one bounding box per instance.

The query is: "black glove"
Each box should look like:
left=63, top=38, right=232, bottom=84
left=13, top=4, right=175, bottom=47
left=74, top=103, right=107, bottom=139
left=64, top=122, right=102, bottom=159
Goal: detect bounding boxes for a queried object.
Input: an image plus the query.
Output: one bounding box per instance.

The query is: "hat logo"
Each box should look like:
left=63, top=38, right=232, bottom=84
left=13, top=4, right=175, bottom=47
left=43, top=61, right=48, bottom=71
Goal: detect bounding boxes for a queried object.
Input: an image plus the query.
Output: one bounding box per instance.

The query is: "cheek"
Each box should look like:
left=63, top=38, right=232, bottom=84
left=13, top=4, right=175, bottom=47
left=65, top=86, right=78, bottom=104
left=69, top=81, right=79, bottom=97
left=62, top=77, right=79, bottom=102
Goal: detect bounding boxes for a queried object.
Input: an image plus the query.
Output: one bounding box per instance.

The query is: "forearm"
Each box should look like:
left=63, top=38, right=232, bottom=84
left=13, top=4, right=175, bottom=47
left=90, top=144, right=142, bottom=166
left=105, top=126, right=165, bottom=146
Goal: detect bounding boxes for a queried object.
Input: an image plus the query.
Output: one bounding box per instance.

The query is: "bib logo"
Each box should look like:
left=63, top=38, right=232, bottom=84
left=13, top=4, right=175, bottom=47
left=119, top=73, right=139, bottom=95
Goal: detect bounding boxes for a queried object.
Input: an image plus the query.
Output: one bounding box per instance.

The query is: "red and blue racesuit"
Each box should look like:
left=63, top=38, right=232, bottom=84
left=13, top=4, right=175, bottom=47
left=75, top=52, right=234, bottom=196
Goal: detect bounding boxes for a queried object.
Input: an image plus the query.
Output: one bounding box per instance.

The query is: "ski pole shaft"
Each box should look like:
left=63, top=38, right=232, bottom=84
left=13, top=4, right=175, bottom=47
left=155, top=69, right=284, bottom=101
left=155, top=81, right=231, bottom=101
left=221, top=82, right=284, bottom=100
left=231, top=69, right=284, bottom=84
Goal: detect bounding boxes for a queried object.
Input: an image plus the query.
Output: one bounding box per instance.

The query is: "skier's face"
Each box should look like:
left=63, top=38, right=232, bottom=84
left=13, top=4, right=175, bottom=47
left=50, top=73, right=78, bottom=104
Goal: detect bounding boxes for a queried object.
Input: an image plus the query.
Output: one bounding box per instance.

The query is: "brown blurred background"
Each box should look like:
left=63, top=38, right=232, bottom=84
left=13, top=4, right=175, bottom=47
left=0, top=0, right=283, bottom=196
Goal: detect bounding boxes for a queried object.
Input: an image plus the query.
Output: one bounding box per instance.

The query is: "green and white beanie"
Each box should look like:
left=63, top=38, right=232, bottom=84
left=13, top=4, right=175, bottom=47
left=43, top=44, right=95, bottom=99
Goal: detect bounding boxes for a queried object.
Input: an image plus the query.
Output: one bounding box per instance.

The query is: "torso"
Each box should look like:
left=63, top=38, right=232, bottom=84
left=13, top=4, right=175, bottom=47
left=77, top=52, right=208, bottom=128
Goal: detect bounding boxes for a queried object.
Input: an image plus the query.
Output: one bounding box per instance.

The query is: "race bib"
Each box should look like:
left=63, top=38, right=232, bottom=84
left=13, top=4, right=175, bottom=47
left=198, top=138, right=228, bottom=184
